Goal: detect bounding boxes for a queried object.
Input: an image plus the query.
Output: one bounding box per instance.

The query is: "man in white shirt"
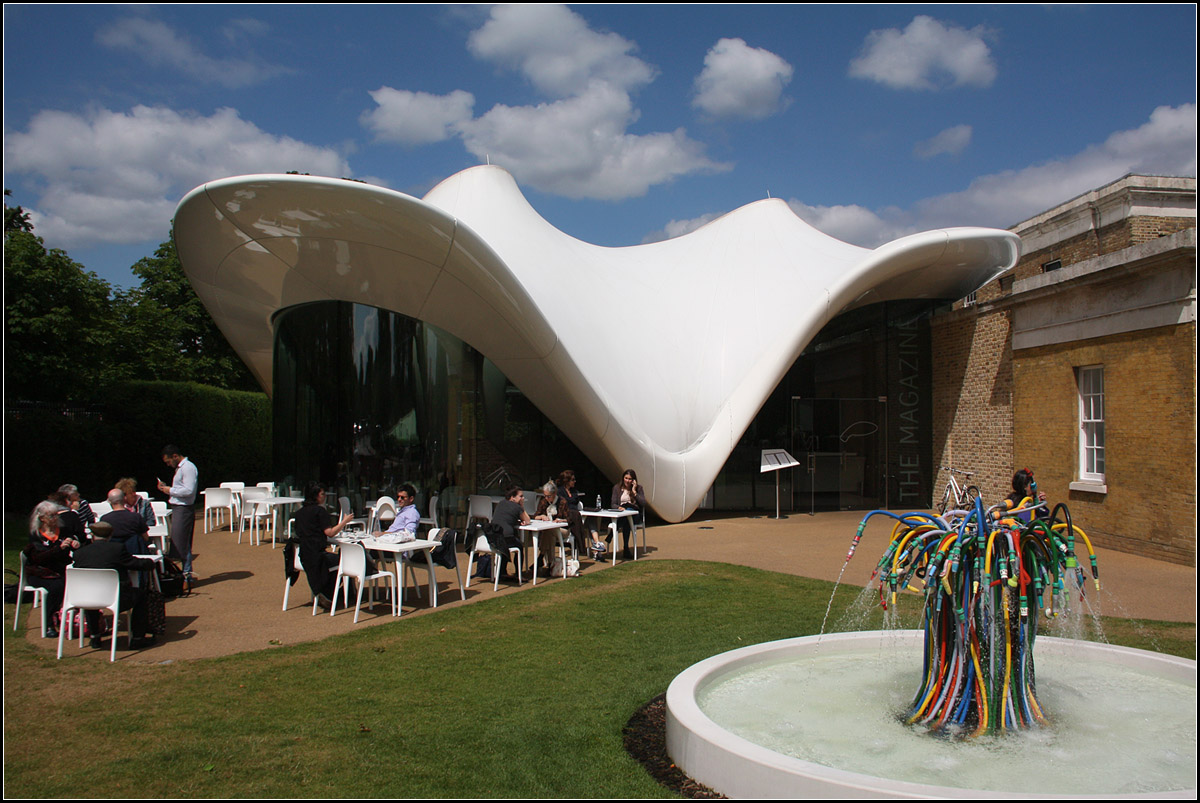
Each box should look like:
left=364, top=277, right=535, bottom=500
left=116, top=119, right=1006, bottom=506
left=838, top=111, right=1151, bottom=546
left=157, top=444, right=198, bottom=577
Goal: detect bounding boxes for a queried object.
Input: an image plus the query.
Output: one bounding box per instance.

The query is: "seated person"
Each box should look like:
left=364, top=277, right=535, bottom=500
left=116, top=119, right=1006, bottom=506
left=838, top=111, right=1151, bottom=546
left=554, top=470, right=594, bottom=555
left=609, top=469, right=646, bottom=560
left=533, top=480, right=569, bottom=572
left=100, top=488, right=152, bottom=554
left=383, top=484, right=421, bottom=536
left=24, top=500, right=80, bottom=639
left=489, top=485, right=530, bottom=578
left=47, top=490, right=88, bottom=545
left=116, top=477, right=157, bottom=528
left=70, top=521, right=159, bottom=650
left=293, top=483, right=353, bottom=607
left=58, top=483, right=96, bottom=526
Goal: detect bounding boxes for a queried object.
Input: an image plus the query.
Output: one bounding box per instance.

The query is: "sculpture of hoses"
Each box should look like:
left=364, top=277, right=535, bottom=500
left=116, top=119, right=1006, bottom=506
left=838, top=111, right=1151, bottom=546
left=844, top=492, right=1100, bottom=737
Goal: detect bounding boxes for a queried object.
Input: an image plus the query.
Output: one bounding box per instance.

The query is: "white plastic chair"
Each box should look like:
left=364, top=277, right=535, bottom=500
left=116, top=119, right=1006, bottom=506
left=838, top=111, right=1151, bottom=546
left=465, top=531, right=522, bottom=591
left=366, top=496, right=397, bottom=533
left=281, top=548, right=337, bottom=612
left=202, top=487, right=234, bottom=532
left=330, top=543, right=397, bottom=623
left=147, top=520, right=170, bottom=555
left=220, top=481, right=246, bottom=519
left=467, top=495, right=493, bottom=528
left=418, top=494, right=440, bottom=532
left=256, top=481, right=276, bottom=497
left=57, top=568, right=131, bottom=662
left=12, top=552, right=48, bottom=638
left=151, top=500, right=170, bottom=522
left=521, top=492, right=539, bottom=517
left=340, top=496, right=367, bottom=533
left=238, top=487, right=271, bottom=545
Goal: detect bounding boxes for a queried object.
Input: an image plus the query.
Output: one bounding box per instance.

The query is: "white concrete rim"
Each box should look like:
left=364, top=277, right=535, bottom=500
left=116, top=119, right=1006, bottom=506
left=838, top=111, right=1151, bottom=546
left=664, top=630, right=1197, bottom=799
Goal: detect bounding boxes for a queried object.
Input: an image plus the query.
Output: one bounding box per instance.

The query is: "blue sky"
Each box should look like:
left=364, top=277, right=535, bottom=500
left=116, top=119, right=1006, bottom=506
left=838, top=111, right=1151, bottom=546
left=4, top=4, right=1196, bottom=289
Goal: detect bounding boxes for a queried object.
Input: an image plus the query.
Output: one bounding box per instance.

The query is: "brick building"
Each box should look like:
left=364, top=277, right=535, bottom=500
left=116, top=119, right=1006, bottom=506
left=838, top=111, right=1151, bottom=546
left=932, top=174, right=1196, bottom=564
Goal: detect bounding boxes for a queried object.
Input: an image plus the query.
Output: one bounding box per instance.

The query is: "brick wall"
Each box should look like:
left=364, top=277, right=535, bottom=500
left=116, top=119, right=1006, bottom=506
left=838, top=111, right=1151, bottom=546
left=931, top=308, right=1015, bottom=505
left=1013, top=323, right=1196, bottom=564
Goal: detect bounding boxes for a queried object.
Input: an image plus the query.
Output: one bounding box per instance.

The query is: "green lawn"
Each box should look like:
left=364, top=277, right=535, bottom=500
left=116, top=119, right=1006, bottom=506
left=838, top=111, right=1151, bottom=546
left=4, top=535, right=1194, bottom=798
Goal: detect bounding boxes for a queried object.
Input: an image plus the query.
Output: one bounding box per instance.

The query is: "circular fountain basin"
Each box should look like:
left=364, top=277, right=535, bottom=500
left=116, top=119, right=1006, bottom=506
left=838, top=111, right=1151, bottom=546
left=666, top=631, right=1196, bottom=798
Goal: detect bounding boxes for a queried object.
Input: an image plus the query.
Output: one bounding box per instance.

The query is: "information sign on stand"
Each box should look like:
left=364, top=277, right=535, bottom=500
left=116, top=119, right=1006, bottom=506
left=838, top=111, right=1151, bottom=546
left=760, top=449, right=800, bottom=519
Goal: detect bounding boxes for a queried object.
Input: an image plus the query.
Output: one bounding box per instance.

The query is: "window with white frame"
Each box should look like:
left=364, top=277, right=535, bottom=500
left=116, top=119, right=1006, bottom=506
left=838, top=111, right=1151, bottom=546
left=1077, top=366, right=1105, bottom=482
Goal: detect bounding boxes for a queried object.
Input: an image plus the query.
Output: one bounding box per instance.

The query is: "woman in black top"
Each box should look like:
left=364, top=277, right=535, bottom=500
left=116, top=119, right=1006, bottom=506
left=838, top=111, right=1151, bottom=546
left=293, top=484, right=352, bottom=603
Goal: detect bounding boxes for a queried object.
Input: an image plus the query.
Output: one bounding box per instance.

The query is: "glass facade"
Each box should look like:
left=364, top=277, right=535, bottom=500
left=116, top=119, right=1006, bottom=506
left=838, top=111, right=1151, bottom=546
left=272, top=300, right=937, bottom=525
left=272, top=302, right=607, bottom=529
left=705, top=300, right=937, bottom=514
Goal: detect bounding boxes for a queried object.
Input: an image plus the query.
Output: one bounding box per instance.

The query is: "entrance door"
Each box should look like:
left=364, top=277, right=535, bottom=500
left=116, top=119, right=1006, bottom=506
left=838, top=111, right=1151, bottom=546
left=791, top=397, right=887, bottom=513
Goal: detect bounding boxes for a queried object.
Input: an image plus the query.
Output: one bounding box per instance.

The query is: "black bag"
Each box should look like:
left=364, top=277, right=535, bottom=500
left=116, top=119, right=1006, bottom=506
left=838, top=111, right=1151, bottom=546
left=158, top=556, right=189, bottom=598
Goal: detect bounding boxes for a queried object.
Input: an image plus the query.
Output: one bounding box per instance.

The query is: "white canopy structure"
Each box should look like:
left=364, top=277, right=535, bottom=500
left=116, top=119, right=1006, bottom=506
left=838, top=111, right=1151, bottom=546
left=174, top=165, right=1020, bottom=521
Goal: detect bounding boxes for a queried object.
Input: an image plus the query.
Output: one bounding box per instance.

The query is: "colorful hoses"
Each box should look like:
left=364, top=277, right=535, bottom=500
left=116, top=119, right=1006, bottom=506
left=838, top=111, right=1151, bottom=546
left=846, top=494, right=1099, bottom=737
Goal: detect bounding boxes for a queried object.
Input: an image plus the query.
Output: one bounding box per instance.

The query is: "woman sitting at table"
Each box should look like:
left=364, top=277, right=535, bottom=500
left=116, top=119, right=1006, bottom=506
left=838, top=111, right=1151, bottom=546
left=555, top=470, right=595, bottom=557
left=609, top=469, right=646, bottom=560
left=533, top=481, right=571, bottom=573
left=489, top=485, right=530, bottom=579
left=24, top=500, right=81, bottom=638
left=293, top=483, right=352, bottom=607
left=116, top=477, right=157, bottom=528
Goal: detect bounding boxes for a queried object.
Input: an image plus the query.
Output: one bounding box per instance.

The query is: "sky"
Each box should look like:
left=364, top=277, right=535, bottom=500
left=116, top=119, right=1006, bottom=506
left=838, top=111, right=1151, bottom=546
left=4, top=4, right=1196, bottom=289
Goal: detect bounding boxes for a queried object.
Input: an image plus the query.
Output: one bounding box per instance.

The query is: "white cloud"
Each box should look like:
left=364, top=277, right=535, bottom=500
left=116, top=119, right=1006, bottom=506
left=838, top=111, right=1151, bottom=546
left=641, top=212, right=724, bottom=244
left=362, top=4, right=725, bottom=200
left=654, top=104, right=1196, bottom=248
left=692, top=38, right=793, bottom=120
left=849, top=15, right=996, bottom=90
left=458, top=83, right=727, bottom=200
left=5, top=105, right=351, bottom=248
left=361, top=88, right=476, bottom=146
left=466, top=4, right=656, bottom=97
left=96, top=17, right=293, bottom=88
left=914, top=124, right=973, bottom=159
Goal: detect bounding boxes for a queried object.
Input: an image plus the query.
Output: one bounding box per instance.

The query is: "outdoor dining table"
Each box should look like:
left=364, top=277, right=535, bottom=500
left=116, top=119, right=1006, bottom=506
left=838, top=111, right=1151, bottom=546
left=331, top=534, right=440, bottom=613
left=247, top=496, right=305, bottom=548
left=518, top=519, right=571, bottom=585
left=581, top=508, right=639, bottom=564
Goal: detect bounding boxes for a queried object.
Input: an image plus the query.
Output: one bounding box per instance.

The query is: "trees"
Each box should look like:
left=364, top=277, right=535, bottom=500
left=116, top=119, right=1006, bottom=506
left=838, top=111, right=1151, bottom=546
left=4, top=191, right=258, bottom=401
left=111, top=236, right=259, bottom=391
left=4, top=229, right=114, bottom=401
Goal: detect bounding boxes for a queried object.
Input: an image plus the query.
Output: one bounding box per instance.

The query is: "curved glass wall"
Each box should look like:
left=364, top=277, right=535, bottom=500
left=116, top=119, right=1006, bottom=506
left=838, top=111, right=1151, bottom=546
left=272, top=302, right=605, bottom=528
left=273, top=299, right=935, bottom=524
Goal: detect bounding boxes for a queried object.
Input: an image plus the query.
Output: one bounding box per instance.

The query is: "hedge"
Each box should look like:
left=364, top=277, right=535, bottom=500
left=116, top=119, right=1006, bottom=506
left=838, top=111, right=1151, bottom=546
left=5, top=381, right=270, bottom=517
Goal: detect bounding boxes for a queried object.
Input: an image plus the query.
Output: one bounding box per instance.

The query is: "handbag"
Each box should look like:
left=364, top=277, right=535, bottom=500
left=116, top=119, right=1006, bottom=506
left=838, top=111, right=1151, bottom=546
left=551, top=556, right=580, bottom=578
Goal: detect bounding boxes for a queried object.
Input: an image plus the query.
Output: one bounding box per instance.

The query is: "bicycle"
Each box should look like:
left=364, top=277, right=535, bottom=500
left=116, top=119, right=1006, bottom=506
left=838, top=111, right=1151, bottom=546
left=937, top=465, right=979, bottom=514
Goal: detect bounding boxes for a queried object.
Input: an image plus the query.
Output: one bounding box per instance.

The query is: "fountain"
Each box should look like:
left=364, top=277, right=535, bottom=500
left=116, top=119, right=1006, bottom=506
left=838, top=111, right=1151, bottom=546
left=665, top=497, right=1198, bottom=797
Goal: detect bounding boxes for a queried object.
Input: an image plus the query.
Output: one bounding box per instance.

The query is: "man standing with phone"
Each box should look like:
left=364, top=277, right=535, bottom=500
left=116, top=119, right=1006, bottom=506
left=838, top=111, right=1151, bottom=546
left=157, top=445, right=198, bottom=579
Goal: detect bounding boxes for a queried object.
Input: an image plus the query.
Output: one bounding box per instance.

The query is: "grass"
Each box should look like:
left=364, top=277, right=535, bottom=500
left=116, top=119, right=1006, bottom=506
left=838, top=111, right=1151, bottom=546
left=4, top=525, right=1195, bottom=798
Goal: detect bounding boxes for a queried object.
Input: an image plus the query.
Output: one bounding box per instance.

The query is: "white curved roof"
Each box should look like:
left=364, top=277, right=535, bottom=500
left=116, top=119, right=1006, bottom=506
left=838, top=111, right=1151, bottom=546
left=174, top=166, right=1020, bottom=521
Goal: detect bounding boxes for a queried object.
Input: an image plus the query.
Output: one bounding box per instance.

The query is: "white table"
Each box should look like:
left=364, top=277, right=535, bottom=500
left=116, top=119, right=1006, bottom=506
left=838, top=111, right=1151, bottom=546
left=581, top=509, right=639, bottom=564
left=333, top=536, right=440, bottom=613
left=244, top=496, right=305, bottom=547
left=519, top=519, right=571, bottom=584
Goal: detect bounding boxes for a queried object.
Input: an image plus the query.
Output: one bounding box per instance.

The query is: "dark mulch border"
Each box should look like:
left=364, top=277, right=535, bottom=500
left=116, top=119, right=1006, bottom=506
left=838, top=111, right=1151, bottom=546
left=623, top=693, right=726, bottom=799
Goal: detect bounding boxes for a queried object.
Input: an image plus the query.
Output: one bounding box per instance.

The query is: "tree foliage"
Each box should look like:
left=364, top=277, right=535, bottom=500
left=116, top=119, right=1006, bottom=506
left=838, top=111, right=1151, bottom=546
left=4, top=230, right=114, bottom=400
left=110, top=236, right=259, bottom=391
left=4, top=194, right=258, bottom=401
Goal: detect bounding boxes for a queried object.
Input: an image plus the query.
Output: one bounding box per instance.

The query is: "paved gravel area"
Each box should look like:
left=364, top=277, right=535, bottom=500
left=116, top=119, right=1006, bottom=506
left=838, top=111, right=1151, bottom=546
left=23, top=510, right=1194, bottom=663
